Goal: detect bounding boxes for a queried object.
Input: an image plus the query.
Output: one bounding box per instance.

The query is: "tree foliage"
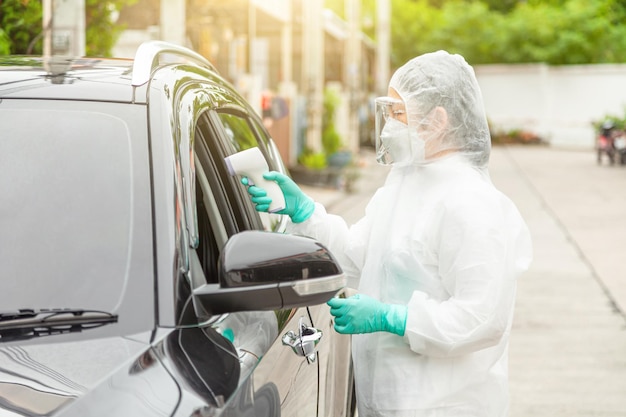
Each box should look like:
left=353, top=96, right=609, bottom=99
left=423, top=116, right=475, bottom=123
left=0, top=0, right=136, bottom=56
left=389, top=0, right=626, bottom=67
left=400, top=0, right=626, bottom=65
left=328, top=0, right=626, bottom=67
left=0, top=0, right=43, bottom=54
left=85, top=0, right=138, bottom=56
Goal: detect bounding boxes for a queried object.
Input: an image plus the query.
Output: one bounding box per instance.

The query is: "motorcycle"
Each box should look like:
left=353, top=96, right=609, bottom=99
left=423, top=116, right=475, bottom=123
left=597, top=120, right=616, bottom=165
left=613, top=130, right=626, bottom=165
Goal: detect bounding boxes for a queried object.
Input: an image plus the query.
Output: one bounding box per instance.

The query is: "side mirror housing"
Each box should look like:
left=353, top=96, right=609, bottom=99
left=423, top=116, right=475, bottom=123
left=192, top=231, right=345, bottom=318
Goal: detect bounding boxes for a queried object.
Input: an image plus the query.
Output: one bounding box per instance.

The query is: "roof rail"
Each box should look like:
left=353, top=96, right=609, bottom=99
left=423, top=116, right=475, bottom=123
left=131, top=40, right=217, bottom=87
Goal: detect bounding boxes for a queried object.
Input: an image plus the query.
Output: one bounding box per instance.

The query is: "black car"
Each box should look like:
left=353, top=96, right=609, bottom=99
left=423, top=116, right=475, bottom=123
left=0, top=41, right=354, bottom=417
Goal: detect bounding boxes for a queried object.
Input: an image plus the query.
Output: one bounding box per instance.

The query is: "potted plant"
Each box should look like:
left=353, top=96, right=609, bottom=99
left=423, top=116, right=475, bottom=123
left=322, top=88, right=352, bottom=169
left=293, top=88, right=353, bottom=187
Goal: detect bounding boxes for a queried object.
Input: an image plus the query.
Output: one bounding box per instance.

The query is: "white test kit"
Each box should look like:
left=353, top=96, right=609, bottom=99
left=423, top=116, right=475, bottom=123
left=224, top=147, right=286, bottom=213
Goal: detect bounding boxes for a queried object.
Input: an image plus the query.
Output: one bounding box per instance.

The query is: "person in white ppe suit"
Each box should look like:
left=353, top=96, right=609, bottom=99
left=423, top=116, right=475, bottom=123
left=243, top=50, right=533, bottom=417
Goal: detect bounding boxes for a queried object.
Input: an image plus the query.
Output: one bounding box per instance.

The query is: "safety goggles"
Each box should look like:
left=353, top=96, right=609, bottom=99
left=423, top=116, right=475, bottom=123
left=375, top=96, right=407, bottom=123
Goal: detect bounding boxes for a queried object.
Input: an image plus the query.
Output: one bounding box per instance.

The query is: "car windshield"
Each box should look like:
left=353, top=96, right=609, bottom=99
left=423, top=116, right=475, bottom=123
left=0, top=100, right=148, bottom=312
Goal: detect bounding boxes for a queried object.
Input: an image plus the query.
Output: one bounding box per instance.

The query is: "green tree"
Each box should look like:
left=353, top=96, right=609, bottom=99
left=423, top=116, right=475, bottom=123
left=428, top=1, right=501, bottom=64
left=479, top=0, right=520, bottom=13
left=0, top=0, right=43, bottom=55
left=389, top=0, right=441, bottom=68
left=0, top=0, right=136, bottom=56
left=388, top=0, right=626, bottom=66
left=497, top=0, right=617, bottom=64
left=86, top=0, right=136, bottom=56
left=0, top=29, right=11, bottom=55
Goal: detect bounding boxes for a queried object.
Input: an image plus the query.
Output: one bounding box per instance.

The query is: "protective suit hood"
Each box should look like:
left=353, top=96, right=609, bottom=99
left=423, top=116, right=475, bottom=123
left=389, top=50, right=491, bottom=167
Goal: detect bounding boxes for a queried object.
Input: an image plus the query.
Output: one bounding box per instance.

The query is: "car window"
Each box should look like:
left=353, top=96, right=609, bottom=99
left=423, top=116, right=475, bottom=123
left=216, top=111, right=287, bottom=232
left=219, top=113, right=258, bottom=151
left=186, top=110, right=264, bottom=287
left=192, top=160, right=220, bottom=284
left=187, top=109, right=291, bottom=282
left=189, top=110, right=294, bottom=329
left=195, top=112, right=262, bottom=234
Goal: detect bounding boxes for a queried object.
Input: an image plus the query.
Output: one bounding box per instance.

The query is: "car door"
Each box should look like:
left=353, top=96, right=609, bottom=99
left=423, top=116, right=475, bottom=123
left=189, top=107, right=322, bottom=417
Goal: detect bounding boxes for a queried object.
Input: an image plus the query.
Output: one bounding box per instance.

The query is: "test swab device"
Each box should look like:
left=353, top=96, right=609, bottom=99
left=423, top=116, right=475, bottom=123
left=224, top=147, right=286, bottom=213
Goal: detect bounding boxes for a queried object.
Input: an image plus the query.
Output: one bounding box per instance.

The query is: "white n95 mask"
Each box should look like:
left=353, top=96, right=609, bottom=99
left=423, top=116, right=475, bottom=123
left=375, top=96, right=425, bottom=166
left=377, top=118, right=412, bottom=165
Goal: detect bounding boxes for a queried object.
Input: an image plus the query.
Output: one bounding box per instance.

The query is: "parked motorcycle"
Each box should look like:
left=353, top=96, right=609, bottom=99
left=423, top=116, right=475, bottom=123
left=613, top=130, right=626, bottom=165
left=597, top=120, right=616, bottom=165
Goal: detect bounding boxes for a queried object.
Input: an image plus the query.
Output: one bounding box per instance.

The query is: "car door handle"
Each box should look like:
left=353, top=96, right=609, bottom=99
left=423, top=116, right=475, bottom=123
left=281, top=317, right=323, bottom=363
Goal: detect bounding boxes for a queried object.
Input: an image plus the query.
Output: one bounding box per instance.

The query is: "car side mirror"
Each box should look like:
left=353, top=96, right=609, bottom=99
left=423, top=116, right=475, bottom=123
left=192, top=231, right=345, bottom=319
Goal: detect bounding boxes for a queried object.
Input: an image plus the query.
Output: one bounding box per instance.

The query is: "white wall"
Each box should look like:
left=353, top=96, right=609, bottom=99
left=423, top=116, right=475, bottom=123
left=475, top=63, right=626, bottom=149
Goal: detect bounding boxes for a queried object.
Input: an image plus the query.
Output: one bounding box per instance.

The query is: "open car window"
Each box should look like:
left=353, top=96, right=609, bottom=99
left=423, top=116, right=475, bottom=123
left=215, top=110, right=288, bottom=233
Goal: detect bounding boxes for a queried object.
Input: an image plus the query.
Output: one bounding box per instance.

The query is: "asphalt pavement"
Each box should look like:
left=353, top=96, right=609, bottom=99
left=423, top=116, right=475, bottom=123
left=300, top=145, right=626, bottom=417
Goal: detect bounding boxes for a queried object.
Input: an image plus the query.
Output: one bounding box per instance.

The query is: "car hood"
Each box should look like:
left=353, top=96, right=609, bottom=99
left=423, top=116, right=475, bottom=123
left=0, top=335, right=179, bottom=416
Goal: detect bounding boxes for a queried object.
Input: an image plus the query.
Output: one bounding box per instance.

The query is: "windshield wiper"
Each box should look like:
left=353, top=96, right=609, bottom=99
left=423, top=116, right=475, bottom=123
left=0, top=308, right=118, bottom=342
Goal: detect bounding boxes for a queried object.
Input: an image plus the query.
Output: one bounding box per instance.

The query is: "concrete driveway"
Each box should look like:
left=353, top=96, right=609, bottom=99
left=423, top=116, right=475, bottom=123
left=489, top=146, right=626, bottom=416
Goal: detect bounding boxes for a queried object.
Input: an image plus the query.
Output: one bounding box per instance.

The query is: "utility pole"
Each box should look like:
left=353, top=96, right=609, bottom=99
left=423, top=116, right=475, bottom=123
left=160, top=0, right=186, bottom=46
left=42, top=0, right=85, bottom=57
left=376, top=0, right=391, bottom=96
left=345, top=0, right=361, bottom=153
left=302, top=0, right=325, bottom=154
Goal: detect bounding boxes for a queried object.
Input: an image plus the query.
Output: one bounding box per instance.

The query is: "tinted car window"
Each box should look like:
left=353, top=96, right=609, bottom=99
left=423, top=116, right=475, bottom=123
left=216, top=111, right=286, bottom=231
left=219, top=113, right=258, bottom=151
left=194, top=112, right=262, bottom=235
left=193, top=172, right=220, bottom=284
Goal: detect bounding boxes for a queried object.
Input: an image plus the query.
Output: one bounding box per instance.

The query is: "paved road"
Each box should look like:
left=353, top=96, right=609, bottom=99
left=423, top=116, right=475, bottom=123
left=490, top=146, right=626, bottom=416
left=302, top=145, right=626, bottom=416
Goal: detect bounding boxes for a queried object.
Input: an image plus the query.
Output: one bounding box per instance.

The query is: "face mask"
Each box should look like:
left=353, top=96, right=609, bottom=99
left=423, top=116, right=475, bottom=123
left=376, top=118, right=425, bottom=166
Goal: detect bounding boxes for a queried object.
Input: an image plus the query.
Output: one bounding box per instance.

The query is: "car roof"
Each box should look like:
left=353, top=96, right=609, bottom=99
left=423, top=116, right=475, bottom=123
left=0, top=56, right=140, bottom=102
left=0, top=42, right=222, bottom=104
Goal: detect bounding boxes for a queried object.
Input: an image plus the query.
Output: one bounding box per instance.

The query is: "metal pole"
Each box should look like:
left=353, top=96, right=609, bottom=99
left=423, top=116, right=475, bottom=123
left=42, top=0, right=85, bottom=57
left=345, top=0, right=361, bottom=153
left=160, top=0, right=186, bottom=46
left=43, top=0, right=52, bottom=57
left=280, top=0, right=292, bottom=85
left=376, top=0, right=390, bottom=96
left=248, top=2, right=256, bottom=78
left=303, top=0, right=324, bottom=154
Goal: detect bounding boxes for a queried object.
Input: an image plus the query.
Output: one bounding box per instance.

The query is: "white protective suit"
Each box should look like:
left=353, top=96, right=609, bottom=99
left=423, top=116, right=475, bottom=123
left=287, top=51, right=533, bottom=417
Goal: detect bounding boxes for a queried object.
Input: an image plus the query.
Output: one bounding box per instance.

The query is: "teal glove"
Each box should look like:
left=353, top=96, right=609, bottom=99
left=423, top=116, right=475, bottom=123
left=327, top=294, right=407, bottom=336
left=221, top=328, right=235, bottom=343
left=242, top=171, right=315, bottom=223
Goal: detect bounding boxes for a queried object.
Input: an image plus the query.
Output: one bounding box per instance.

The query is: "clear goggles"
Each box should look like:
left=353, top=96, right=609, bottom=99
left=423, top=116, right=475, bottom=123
left=375, top=96, right=407, bottom=123
left=374, top=96, right=408, bottom=165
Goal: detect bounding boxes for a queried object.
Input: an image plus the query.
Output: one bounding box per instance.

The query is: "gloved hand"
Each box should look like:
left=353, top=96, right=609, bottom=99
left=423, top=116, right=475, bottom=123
left=221, top=328, right=235, bottom=343
left=242, top=171, right=315, bottom=223
left=327, top=294, right=407, bottom=336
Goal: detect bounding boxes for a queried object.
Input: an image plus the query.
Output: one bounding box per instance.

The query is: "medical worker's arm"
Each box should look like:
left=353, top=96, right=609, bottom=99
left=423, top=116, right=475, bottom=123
left=243, top=171, right=366, bottom=288
left=403, top=190, right=532, bottom=357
